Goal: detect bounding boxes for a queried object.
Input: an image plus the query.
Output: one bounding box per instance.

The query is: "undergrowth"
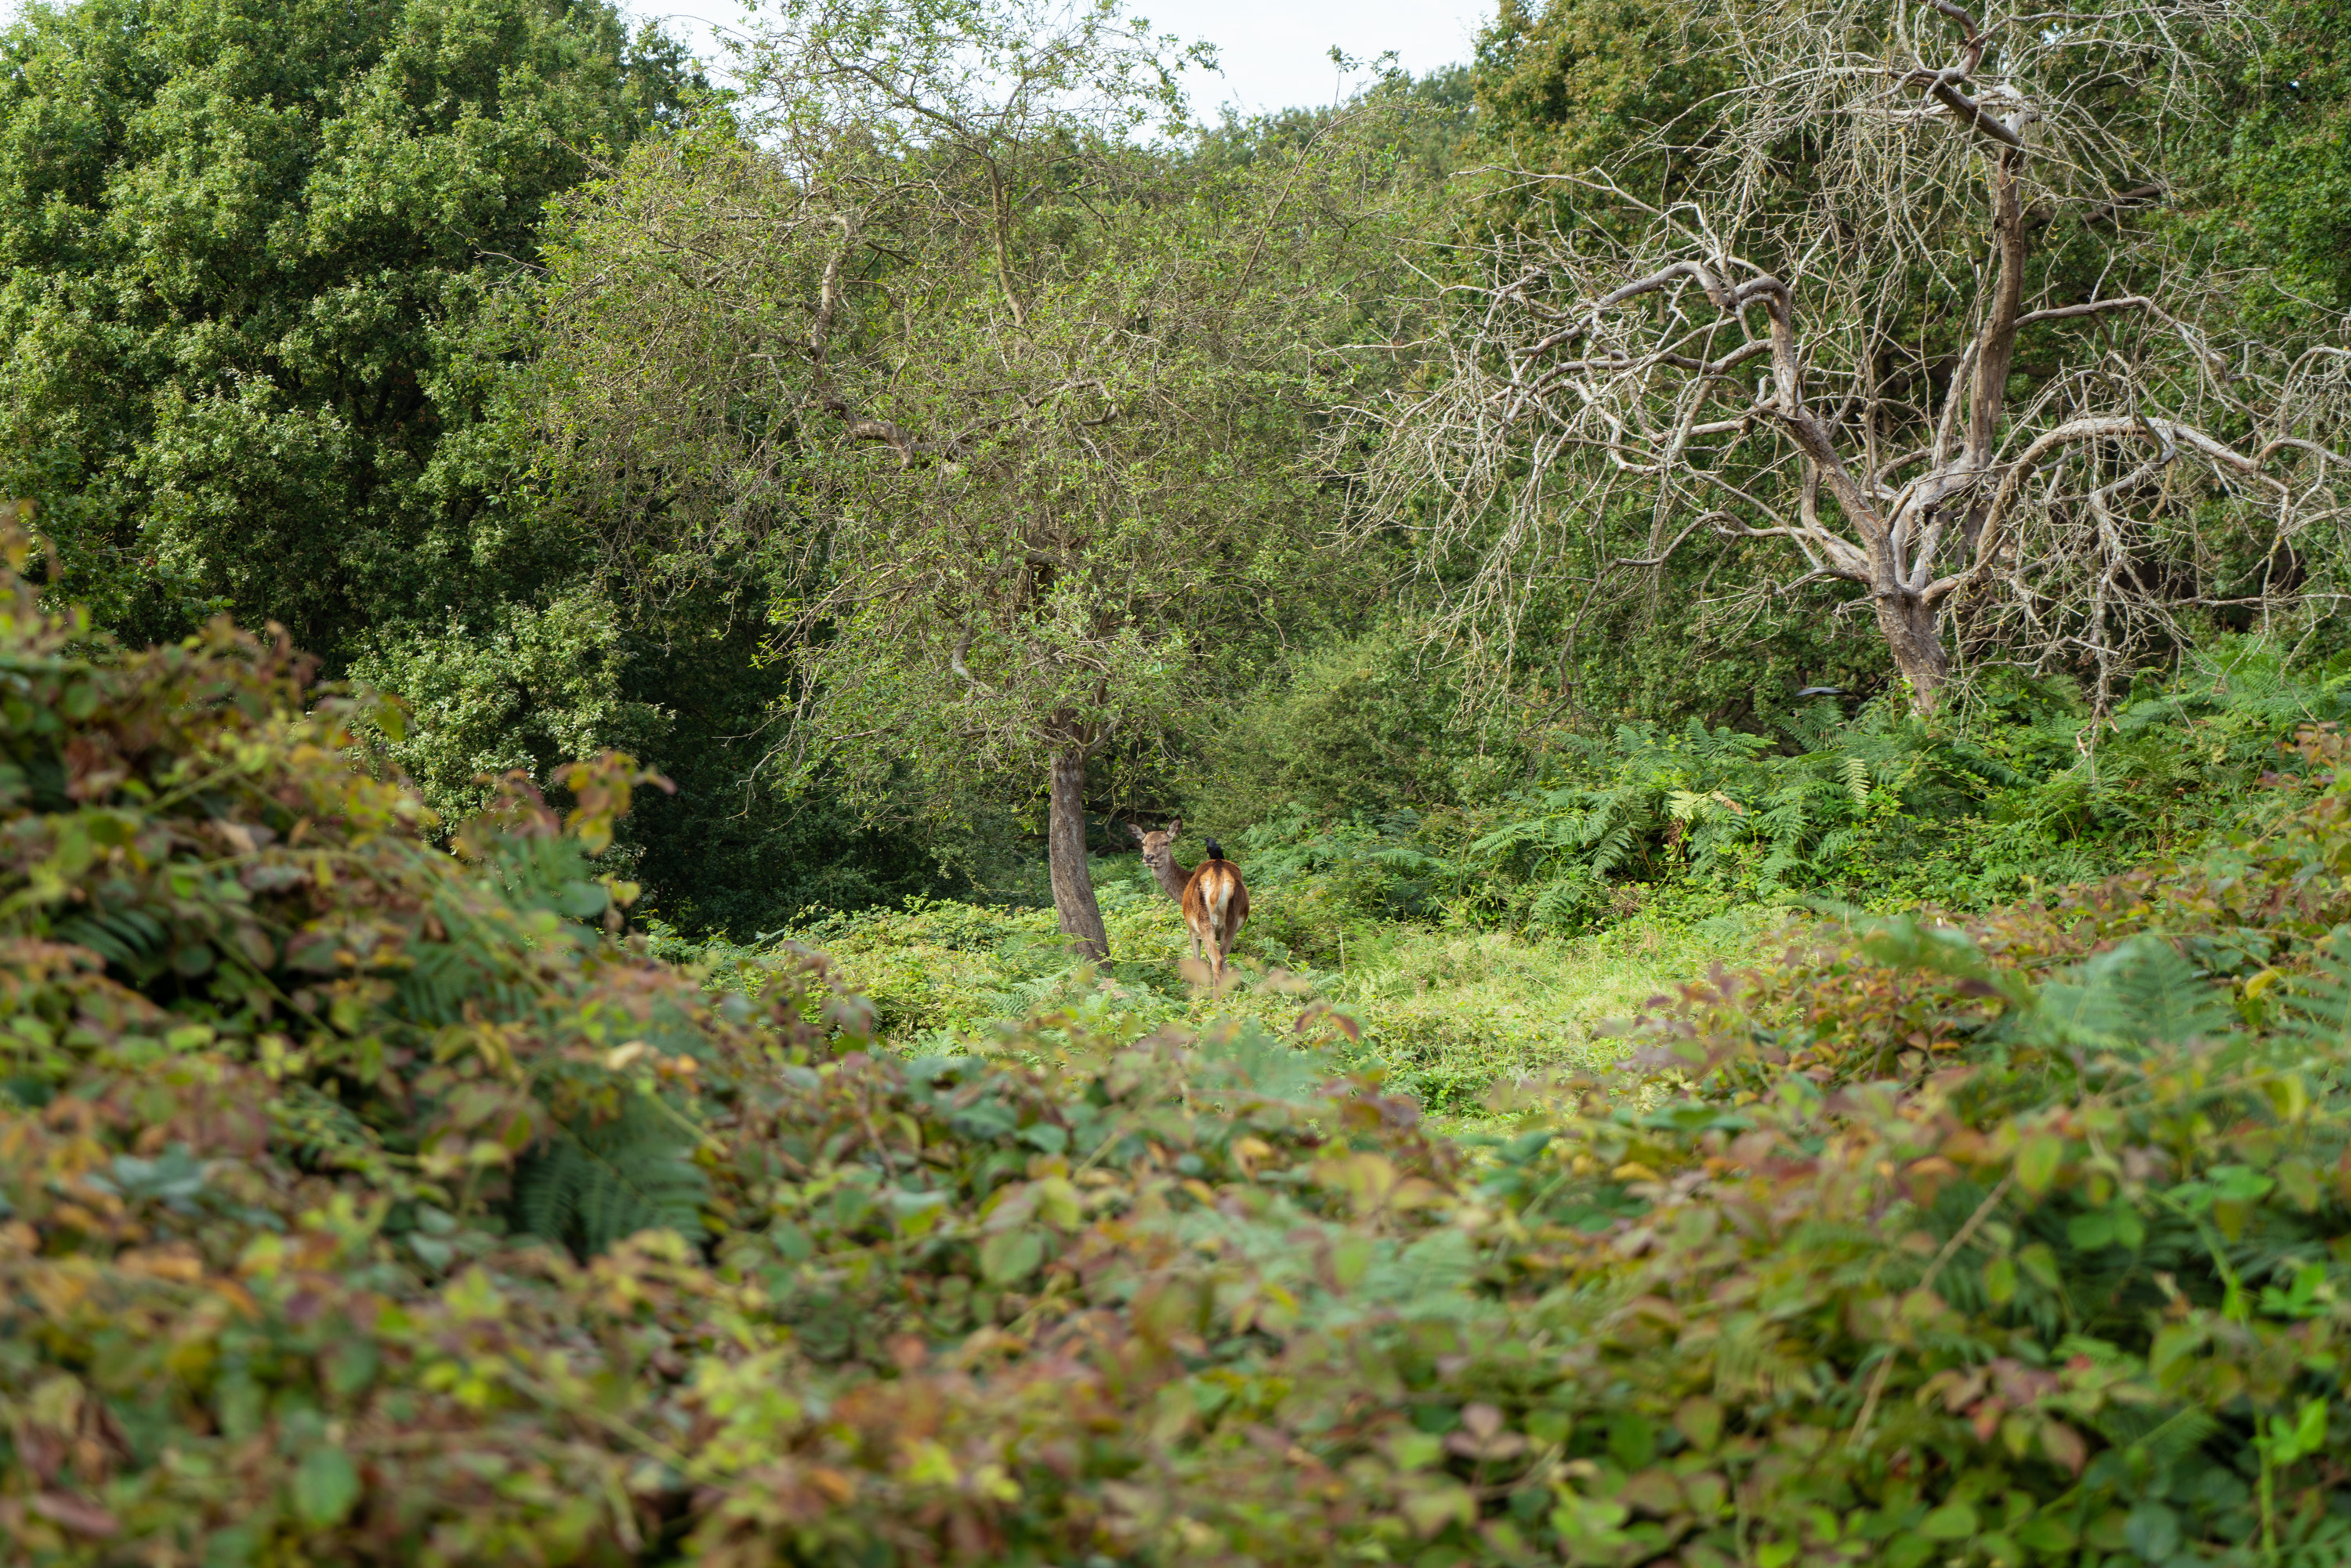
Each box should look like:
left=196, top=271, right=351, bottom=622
left=645, top=639, right=2351, bottom=1122
left=6, top=533, right=2351, bottom=1567
left=1136, top=639, right=2350, bottom=943
left=658, top=880, right=1764, bottom=1118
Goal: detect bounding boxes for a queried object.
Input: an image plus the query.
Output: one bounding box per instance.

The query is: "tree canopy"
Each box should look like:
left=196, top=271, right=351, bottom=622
left=534, top=0, right=1420, bottom=954
left=0, top=0, right=699, bottom=657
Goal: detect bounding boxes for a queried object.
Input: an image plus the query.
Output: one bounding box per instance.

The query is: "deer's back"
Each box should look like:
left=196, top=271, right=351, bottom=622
left=1182, top=859, right=1248, bottom=929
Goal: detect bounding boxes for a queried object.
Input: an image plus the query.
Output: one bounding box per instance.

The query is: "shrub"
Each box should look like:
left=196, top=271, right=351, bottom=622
left=1196, top=626, right=1482, bottom=827
left=4, top=530, right=2350, bottom=1566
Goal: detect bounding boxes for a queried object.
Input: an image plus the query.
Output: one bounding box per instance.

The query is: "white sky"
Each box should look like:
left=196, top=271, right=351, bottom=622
left=634, top=0, right=1494, bottom=118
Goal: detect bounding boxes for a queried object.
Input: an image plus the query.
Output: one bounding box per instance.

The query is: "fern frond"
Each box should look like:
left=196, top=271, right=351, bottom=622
left=513, top=1093, right=707, bottom=1258
left=1588, top=822, right=1637, bottom=879
left=1841, top=755, right=1870, bottom=809
left=1529, top=877, right=1591, bottom=931
left=2060, top=937, right=2236, bottom=1047
left=2092, top=1404, right=2219, bottom=1467
left=2282, top=950, right=2351, bottom=1052
left=53, top=907, right=169, bottom=969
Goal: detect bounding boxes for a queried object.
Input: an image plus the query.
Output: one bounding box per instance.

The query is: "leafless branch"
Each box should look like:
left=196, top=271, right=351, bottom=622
left=1342, top=0, right=2349, bottom=713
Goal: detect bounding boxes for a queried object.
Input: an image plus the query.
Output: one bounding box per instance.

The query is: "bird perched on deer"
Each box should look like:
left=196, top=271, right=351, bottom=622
left=1128, top=820, right=1249, bottom=998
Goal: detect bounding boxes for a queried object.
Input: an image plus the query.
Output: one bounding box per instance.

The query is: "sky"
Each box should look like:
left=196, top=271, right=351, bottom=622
left=636, top=0, right=1494, bottom=118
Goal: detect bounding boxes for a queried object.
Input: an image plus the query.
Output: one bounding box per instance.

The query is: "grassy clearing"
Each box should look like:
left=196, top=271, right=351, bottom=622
left=668, top=854, right=1780, bottom=1118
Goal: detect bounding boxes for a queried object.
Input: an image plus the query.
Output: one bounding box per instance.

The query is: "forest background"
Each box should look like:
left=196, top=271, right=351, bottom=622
left=0, top=0, right=2345, bottom=957
left=5, top=0, right=2351, bottom=1560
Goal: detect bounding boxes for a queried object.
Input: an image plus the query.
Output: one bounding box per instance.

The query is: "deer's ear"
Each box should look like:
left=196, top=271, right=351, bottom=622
left=1165, top=819, right=1181, bottom=839
left=1125, top=822, right=1145, bottom=842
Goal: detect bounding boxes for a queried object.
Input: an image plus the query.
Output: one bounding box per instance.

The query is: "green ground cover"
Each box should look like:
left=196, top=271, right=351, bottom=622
left=659, top=871, right=1770, bottom=1120
left=647, top=635, right=2351, bottom=1128
left=3, top=0, right=2350, bottom=1556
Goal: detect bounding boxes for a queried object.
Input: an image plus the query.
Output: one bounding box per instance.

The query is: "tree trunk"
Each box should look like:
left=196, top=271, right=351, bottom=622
left=1875, top=590, right=1951, bottom=714
left=1047, top=746, right=1109, bottom=961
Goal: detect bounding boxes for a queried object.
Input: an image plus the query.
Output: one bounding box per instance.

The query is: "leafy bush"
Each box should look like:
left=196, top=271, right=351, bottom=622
left=1195, top=626, right=1487, bottom=827
left=1463, top=709, right=1931, bottom=922
left=1230, top=642, right=2351, bottom=937
left=350, top=591, right=668, bottom=827
left=5, top=531, right=2351, bottom=1566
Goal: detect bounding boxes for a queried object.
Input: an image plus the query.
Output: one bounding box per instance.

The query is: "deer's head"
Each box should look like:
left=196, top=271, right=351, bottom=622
left=1127, top=819, right=1180, bottom=878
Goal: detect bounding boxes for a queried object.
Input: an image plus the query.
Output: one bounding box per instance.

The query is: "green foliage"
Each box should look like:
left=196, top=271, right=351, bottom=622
left=2195, top=0, right=2351, bottom=307
left=1200, top=626, right=1483, bottom=825
left=740, top=864, right=1750, bottom=1116
left=0, top=0, right=700, bottom=657
left=5, top=527, right=2351, bottom=1566
left=1468, top=711, right=1924, bottom=913
left=1213, top=639, right=2351, bottom=940
left=0, top=0, right=969, bottom=943
left=12, top=0, right=2351, bottom=1554
left=511, top=1092, right=706, bottom=1258
left=351, top=588, right=668, bottom=824
left=534, top=26, right=1402, bottom=811
left=1472, top=0, right=1733, bottom=217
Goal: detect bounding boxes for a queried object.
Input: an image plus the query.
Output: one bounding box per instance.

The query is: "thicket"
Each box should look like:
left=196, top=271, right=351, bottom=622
left=1175, top=637, right=2351, bottom=947
left=6, top=513, right=2351, bottom=1566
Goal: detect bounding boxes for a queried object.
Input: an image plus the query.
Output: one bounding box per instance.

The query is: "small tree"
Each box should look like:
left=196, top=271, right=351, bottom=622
left=1361, top=0, right=2349, bottom=714
left=538, top=0, right=1404, bottom=955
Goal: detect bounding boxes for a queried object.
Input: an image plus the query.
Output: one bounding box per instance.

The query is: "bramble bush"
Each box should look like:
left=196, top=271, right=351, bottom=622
left=2, top=525, right=2350, bottom=1566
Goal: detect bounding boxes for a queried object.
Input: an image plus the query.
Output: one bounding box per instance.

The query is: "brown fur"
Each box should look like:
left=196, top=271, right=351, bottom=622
left=1127, top=819, right=1251, bottom=997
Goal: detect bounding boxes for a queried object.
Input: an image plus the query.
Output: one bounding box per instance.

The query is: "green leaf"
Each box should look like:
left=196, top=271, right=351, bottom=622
left=1386, top=1430, right=1444, bottom=1472
left=1673, top=1396, right=1722, bottom=1453
left=2296, top=1398, right=2327, bottom=1450
left=1919, top=1503, right=1977, bottom=1540
left=2150, top=1322, right=2204, bottom=1378
left=979, top=1228, right=1044, bottom=1285
left=291, top=1446, right=360, bottom=1529
left=2015, top=1133, right=2064, bottom=1195
left=1330, top=1234, right=1374, bottom=1291
left=321, top=1338, right=379, bottom=1400
left=2066, top=1211, right=2114, bottom=1249
left=2124, top=1503, right=2179, bottom=1562
left=1018, top=1122, right=1068, bottom=1153
left=1885, top=1535, right=1937, bottom=1568
left=2016, top=1514, right=2076, bottom=1552
left=2018, top=1243, right=2061, bottom=1290
left=1605, top=1411, right=1654, bottom=1470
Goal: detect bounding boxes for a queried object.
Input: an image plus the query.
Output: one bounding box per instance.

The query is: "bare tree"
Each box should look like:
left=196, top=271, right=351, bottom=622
left=1356, top=0, right=2350, bottom=714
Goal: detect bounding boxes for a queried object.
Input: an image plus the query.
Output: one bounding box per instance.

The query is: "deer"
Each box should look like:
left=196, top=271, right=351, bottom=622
left=1127, top=819, right=1249, bottom=998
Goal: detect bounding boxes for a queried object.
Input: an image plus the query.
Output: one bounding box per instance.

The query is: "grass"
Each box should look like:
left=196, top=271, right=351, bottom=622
left=672, top=853, right=1780, bottom=1121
